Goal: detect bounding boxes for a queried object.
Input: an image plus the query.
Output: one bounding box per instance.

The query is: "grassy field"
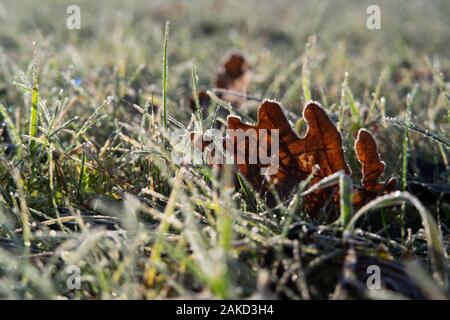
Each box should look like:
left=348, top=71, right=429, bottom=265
left=0, top=0, right=449, bottom=299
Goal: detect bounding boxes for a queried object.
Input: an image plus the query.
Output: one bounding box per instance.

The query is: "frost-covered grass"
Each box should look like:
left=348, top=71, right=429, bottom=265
left=0, top=0, right=449, bottom=299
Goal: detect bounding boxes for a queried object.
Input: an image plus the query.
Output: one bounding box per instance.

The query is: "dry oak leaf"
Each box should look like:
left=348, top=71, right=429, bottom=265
left=353, top=129, right=398, bottom=208
left=215, top=53, right=250, bottom=104
left=192, top=99, right=350, bottom=216
left=188, top=53, right=248, bottom=113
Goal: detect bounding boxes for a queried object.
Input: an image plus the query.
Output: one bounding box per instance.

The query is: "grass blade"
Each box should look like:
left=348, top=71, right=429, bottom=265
left=191, top=65, right=203, bottom=133
left=339, top=174, right=353, bottom=228
left=29, top=56, right=39, bottom=157
left=345, top=191, right=448, bottom=289
left=162, top=21, right=170, bottom=131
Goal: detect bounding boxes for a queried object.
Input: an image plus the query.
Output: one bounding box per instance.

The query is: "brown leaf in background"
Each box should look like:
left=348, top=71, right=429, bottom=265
left=215, top=53, right=250, bottom=104
left=353, top=129, right=397, bottom=208
left=187, top=53, right=249, bottom=114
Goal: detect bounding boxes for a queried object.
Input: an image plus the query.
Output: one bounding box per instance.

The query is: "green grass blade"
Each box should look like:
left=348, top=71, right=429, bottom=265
left=401, top=84, right=418, bottom=238
left=162, top=21, right=170, bottom=131
left=339, top=174, right=353, bottom=228
left=29, top=71, right=39, bottom=157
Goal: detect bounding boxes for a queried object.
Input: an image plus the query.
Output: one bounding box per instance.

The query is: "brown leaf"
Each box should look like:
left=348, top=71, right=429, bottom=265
left=192, top=99, right=350, bottom=215
left=215, top=53, right=250, bottom=103
left=191, top=101, right=397, bottom=216
left=353, top=129, right=397, bottom=208
left=187, top=53, right=249, bottom=113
